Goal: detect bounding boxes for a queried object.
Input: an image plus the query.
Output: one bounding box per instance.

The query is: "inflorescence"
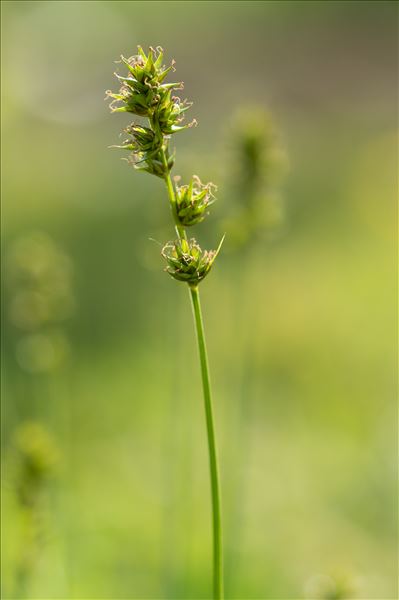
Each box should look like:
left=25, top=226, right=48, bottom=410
left=107, top=45, right=222, bottom=286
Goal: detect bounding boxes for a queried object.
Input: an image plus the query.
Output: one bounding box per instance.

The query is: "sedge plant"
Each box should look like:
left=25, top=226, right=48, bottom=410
left=107, top=46, right=224, bottom=598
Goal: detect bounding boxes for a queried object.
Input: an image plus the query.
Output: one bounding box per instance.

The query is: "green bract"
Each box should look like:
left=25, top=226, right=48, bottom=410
left=162, top=237, right=224, bottom=285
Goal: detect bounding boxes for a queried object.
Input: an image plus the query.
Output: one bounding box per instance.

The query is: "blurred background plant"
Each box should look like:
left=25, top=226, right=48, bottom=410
left=6, top=422, right=60, bottom=599
left=1, top=1, right=397, bottom=599
left=304, top=572, right=356, bottom=600
left=5, top=232, right=75, bottom=374
left=222, top=106, right=287, bottom=251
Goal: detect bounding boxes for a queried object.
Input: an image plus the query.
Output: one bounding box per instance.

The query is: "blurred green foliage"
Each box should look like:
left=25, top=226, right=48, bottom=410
left=1, top=1, right=397, bottom=599
left=222, top=106, right=287, bottom=249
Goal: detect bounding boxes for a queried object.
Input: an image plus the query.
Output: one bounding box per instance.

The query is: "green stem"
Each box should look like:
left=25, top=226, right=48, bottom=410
left=160, top=147, right=186, bottom=240
left=189, top=285, right=223, bottom=600
left=159, top=142, right=223, bottom=598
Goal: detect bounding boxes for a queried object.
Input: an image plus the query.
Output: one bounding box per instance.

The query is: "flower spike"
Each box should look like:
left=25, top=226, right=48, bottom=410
left=175, top=176, right=217, bottom=226
left=162, top=236, right=224, bottom=285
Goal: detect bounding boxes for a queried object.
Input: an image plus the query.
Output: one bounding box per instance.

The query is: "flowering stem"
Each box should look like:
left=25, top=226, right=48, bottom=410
left=189, top=284, right=223, bottom=600
left=160, top=145, right=224, bottom=598
left=108, top=46, right=224, bottom=598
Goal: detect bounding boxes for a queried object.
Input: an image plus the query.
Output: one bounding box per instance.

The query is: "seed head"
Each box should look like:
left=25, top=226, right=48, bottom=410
left=107, top=46, right=224, bottom=285
left=108, top=46, right=196, bottom=177
left=175, top=176, right=216, bottom=226
left=161, top=236, right=224, bottom=285
left=106, top=45, right=194, bottom=136
left=106, top=46, right=180, bottom=117
left=111, top=124, right=175, bottom=177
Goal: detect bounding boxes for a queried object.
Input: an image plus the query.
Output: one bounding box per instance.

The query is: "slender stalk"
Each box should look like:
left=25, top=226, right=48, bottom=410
left=189, top=285, right=223, bottom=600
left=160, top=145, right=223, bottom=598
left=160, top=147, right=186, bottom=240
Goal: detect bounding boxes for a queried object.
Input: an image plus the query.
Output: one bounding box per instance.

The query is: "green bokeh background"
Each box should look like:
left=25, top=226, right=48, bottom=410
left=1, top=1, right=397, bottom=599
